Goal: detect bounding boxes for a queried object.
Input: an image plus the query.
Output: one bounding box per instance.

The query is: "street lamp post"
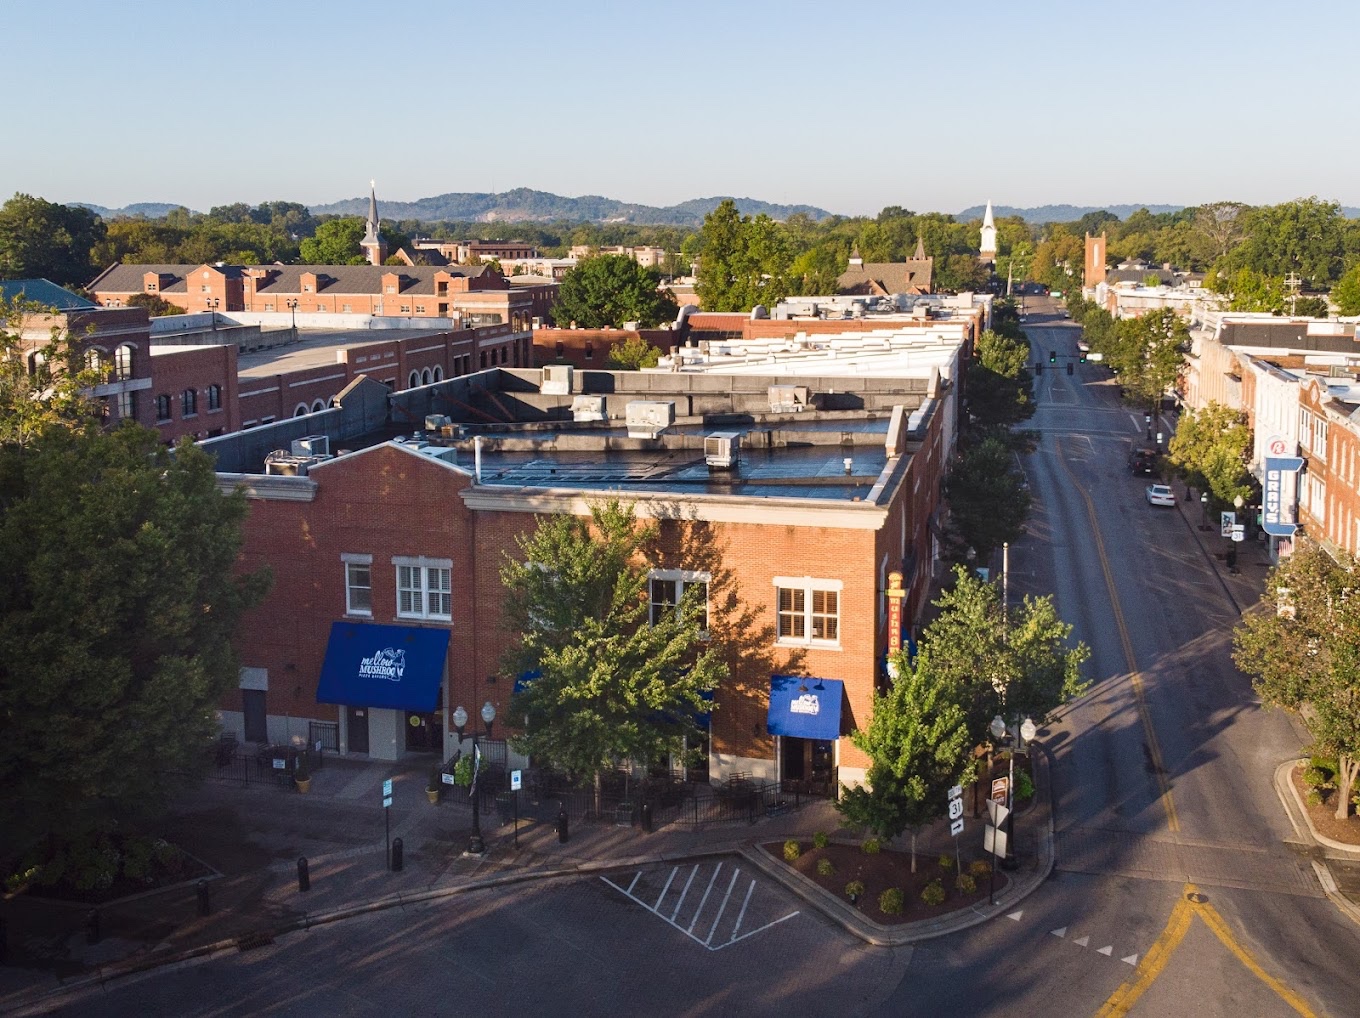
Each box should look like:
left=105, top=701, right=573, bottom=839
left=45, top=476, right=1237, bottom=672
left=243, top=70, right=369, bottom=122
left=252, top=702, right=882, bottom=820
left=286, top=298, right=298, bottom=332
left=453, top=701, right=497, bottom=855
left=206, top=297, right=219, bottom=331
left=990, top=714, right=1037, bottom=872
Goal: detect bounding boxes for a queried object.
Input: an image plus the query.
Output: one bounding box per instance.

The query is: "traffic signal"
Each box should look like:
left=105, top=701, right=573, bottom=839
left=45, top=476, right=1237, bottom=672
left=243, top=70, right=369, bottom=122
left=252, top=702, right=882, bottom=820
left=1079, top=351, right=1087, bottom=363
left=1049, top=350, right=1057, bottom=364
left=1066, top=362, right=1074, bottom=376
left=1035, top=363, right=1043, bottom=373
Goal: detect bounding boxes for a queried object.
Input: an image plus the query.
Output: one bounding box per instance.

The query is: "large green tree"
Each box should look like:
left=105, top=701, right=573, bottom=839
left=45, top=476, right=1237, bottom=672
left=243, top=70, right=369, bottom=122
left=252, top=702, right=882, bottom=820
left=502, top=501, right=726, bottom=811
left=553, top=254, right=678, bottom=329
left=968, top=328, right=1036, bottom=431
left=1102, top=307, right=1187, bottom=411
left=694, top=201, right=793, bottom=311
left=1166, top=401, right=1253, bottom=506
left=1331, top=264, right=1360, bottom=316
left=837, top=648, right=973, bottom=871
left=945, top=436, right=1031, bottom=562
left=298, top=217, right=368, bottom=264
left=1234, top=546, right=1360, bottom=819
left=1, top=296, right=102, bottom=447
left=0, top=193, right=105, bottom=287
left=0, top=427, right=270, bottom=848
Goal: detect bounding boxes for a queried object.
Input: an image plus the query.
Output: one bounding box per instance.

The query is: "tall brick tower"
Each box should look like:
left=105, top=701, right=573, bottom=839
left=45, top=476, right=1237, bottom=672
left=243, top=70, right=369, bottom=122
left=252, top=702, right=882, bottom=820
left=1084, top=231, right=1107, bottom=288
left=359, top=180, right=387, bottom=267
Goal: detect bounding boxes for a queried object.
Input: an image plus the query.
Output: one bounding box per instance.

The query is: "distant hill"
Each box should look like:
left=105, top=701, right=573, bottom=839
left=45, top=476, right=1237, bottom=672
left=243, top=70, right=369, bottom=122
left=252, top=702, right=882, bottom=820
left=76, top=202, right=194, bottom=219
left=308, top=188, right=834, bottom=226
left=955, top=203, right=1186, bottom=223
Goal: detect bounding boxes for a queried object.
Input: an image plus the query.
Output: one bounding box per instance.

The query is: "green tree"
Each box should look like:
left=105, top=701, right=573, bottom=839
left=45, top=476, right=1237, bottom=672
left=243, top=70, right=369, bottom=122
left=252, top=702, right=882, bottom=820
left=945, top=436, right=1031, bottom=562
left=604, top=333, right=662, bottom=370
left=0, top=427, right=271, bottom=848
left=968, top=329, right=1036, bottom=431
left=1234, top=546, right=1360, bottom=819
left=933, top=254, right=990, bottom=294
left=553, top=254, right=678, bottom=329
left=502, top=501, right=726, bottom=812
left=918, top=566, right=1089, bottom=743
left=837, top=648, right=973, bottom=871
left=1331, top=264, right=1360, bottom=316
left=1103, top=308, right=1187, bottom=411
left=126, top=292, right=182, bottom=317
left=0, top=193, right=105, bottom=287
left=695, top=200, right=753, bottom=311
left=1, top=296, right=103, bottom=446
left=298, top=217, right=368, bottom=264
left=1166, top=401, right=1253, bottom=507
left=1293, top=295, right=1329, bottom=318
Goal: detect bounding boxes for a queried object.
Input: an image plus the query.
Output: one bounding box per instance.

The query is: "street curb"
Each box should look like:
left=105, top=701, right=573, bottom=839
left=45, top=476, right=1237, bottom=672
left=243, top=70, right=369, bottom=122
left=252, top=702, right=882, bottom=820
left=1275, top=759, right=1360, bottom=856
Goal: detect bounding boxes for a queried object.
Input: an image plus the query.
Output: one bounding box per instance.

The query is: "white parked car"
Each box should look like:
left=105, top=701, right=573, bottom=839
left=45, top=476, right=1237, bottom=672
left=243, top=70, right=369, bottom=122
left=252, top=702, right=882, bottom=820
left=1145, top=483, right=1176, bottom=507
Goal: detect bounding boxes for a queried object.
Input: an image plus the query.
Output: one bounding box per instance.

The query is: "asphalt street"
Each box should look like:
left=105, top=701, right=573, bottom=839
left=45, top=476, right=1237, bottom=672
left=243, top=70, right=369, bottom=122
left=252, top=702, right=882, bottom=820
left=33, top=302, right=1360, bottom=1018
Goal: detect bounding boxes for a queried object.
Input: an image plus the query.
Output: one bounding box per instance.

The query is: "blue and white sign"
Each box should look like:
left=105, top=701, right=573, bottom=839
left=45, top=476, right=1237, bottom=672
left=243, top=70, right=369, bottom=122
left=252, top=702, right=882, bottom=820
left=767, top=676, right=844, bottom=741
left=511, top=769, right=522, bottom=791
left=316, top=622, right=450, bottom=711
left=1263, top=451, right=1304, bottom=537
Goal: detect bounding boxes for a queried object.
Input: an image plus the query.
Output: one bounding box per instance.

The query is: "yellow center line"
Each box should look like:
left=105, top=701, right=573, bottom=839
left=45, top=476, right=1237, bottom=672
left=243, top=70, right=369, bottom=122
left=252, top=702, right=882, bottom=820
left=1097, top=884, right=1319, bottom=1018
left=1054, top=436, right=1179, bottom=832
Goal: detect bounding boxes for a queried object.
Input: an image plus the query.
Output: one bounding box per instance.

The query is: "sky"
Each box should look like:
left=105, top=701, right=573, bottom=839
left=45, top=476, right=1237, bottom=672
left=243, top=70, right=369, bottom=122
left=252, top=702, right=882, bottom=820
left=5, top=0, right=1358, bottom=218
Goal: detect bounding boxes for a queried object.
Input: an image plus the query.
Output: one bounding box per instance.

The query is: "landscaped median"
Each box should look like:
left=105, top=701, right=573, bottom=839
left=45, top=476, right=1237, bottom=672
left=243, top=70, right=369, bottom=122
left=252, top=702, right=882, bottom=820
left=1288, top=757, right=1360, bottom=852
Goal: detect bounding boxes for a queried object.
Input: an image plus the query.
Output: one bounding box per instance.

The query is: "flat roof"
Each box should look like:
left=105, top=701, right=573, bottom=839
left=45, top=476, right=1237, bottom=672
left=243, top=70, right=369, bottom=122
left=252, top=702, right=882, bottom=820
left=237, top=328, right=440, bottom=377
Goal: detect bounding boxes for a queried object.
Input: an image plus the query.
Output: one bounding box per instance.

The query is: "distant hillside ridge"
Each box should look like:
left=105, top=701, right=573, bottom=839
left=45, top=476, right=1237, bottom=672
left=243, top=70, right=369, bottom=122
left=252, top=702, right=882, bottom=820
left=308, top=188, right=834, bottom=226
left=957, top=202, right=1360, bottom=222
left=75, top=202, right=195, bottom=219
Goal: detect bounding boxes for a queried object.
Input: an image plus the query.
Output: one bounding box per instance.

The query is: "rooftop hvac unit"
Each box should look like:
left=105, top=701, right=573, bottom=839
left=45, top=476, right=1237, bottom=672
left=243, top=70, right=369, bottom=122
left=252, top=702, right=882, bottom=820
left=704, top=432, right=740, bottom=470
left=291, top=434, right=329, bottom=457
left=625, top=400, right=674, bottom=439
left=542, top=363, right=573, bottom=395
left=265, top=451, right=330, bottom=476
left=571, top=395, right=606, bottom=422
left=425, top=414, right=452, bottom=431
left=768, top=385, right=810, bottom=413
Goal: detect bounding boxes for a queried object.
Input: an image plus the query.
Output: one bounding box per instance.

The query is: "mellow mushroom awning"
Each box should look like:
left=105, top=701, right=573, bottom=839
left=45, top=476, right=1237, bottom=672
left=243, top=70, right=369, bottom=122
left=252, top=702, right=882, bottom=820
left=766, top=675, right=844, bottom=741
left=316, top=622, right=450, bottom=712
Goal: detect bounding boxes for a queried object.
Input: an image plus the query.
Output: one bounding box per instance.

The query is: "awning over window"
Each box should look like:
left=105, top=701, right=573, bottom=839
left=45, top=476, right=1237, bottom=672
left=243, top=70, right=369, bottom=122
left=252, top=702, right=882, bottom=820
left=316, top=622, right=450, bottom=712
left=767, top=675, right=844, bottom=741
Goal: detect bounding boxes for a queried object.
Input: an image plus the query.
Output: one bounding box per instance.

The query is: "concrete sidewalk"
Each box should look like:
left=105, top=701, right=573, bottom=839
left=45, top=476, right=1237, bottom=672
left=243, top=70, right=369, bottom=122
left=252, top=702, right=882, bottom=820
left=0, top=750, right=1056, bottom=1014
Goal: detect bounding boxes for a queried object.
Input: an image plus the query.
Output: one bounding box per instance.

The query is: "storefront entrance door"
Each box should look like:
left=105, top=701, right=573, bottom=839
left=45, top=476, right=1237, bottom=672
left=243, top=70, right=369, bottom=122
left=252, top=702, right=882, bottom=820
left=347, top=706, right=369, bottom=754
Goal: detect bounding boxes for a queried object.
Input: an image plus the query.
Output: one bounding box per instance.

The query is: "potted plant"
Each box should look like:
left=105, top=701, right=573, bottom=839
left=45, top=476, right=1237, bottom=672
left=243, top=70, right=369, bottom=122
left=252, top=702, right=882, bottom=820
left=427, top=766, right=443, bottom=804
left=294, top=760, right=312, bottom=794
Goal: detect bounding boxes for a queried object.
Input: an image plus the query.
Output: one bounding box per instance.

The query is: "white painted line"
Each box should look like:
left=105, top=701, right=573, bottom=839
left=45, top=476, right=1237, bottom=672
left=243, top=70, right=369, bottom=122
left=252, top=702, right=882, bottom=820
left=1007, top=910, right=1023, bottom=921
left=671, top=865, right=699, bottom=922
left=688, top=863, right=723, bottom=934
left=1097, top=945, right=1113, bottom=956
left=727, top=910, right=801, bottom=947
left=653, top=866, right=678, bottom=912
left=729, top=879, right=757, bottom=942
left=1122, top=954, right=1139, bottom=966
left=626, top=872, right=640, bottom=895
left=705, top=868, right=741, bottom=946
left=1050, top=927, right=1067, bottom=938
left=1074, top=936, right=1090, bottom=948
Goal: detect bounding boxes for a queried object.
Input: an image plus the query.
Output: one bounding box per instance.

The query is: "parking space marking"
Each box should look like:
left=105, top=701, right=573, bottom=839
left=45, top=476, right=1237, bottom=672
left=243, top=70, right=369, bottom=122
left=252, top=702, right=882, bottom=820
left=601, top=863, right=800, bottom=952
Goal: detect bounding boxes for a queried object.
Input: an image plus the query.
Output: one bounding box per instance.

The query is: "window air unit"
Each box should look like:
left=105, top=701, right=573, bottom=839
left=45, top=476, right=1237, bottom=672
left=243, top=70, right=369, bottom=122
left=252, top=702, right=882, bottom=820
left=704, top=432, right=740, bottom=470
left=625, top=400, right=674, bottom=439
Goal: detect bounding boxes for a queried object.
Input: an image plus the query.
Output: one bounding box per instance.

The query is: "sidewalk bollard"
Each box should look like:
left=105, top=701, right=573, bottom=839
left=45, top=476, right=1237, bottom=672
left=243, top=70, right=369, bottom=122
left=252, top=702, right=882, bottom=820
left=556, top=805, right=569, bottom=844
left=640, top=801, right=652, bottom=833
left=391, top=837, right=404, bottom=872
left=297, top=857, right=310, bottom=893
left=196, top=879, right=210, bottom=917
left=85, top=909, right=100, bottom=945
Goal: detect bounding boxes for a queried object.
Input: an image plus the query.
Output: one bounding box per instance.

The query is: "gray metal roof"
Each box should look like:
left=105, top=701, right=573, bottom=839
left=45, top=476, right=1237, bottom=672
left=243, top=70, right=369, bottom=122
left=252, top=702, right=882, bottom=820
left=0, top=279, right=96, bottom=310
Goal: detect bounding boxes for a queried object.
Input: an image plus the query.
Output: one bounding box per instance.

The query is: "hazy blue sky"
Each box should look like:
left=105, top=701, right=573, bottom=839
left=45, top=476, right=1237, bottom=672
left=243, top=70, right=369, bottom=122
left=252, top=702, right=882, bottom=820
left=5, top=0, right=1356, bottom=216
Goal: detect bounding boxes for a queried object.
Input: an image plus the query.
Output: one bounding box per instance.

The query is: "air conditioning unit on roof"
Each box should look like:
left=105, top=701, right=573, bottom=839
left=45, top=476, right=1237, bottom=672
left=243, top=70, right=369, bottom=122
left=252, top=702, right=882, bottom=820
left=768, top=385, right=810, bottom=413
left=625, top=400, right=674, bottom=439
left=704, top=432, right=740, bottom=470
left=291, top=434, right=329, bottom=457
left=542, top=364, right=573, bottom=395
left=571, top=395, right=605, bottom=422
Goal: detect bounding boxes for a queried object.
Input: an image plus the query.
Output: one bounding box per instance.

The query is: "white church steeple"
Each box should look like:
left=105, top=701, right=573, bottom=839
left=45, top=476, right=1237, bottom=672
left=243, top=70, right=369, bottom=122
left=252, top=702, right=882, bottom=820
left=359, top=179, right=387, bottom=266
left=979, top=200, right=997, bottom=264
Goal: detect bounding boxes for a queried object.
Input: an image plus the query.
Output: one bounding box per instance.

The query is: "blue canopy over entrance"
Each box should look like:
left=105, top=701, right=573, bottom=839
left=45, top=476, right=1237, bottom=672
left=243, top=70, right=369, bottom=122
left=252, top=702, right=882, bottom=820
left=766, top=675, right=844, bottom=741
left=316, top=622, right=450, bottom=711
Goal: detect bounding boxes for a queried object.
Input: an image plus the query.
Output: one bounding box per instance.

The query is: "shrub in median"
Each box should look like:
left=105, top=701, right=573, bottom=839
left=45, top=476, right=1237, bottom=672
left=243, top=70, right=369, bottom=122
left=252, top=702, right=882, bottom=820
left=969, top=859, right=992, bottom=878
left=813, top=831, right=829, bottom=850
left=816, top=858, right=834, bottom=877
left=861, top=836, right=882, bottom=855
left=878, top=887, right=904, bottom=915
left=921, top=880, right=946, bottom=906
left=845, top=880, right=865, bottom=901
left=955, top=872, right=977, bottom=894
left=783, top=839, right=801, bottom=862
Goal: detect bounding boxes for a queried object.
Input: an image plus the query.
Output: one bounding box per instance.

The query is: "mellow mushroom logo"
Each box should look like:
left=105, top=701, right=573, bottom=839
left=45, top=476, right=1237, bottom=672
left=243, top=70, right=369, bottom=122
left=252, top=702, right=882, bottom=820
left=790, top=692, right=820, bottom=716
left=358, top=648, right=406, bottom=682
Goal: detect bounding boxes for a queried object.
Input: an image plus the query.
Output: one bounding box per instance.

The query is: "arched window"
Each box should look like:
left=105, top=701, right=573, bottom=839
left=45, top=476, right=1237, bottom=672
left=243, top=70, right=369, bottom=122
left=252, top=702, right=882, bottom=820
left=312, top=399, right=326, bottom=412
left=409, top=370, right=420, bottom=389
left=85, top=347, right=108, bottom=376
left=182, top=388, right=197, bottom=416
left=432, top=366, right=443, bottom=382
left=421, top=368, right=432, bottom=385
left=295, top=403, right=309, bottom=417
left=114, top=344, right=134, bottom=381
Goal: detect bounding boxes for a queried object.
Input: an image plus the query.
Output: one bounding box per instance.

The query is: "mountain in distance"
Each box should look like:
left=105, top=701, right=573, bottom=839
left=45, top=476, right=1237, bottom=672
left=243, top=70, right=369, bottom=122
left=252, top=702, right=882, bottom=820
left=309, top=188, right=834, bottom=226
left=955, top=203, right=1186, bottom=223
left=75, top=201, right=194, bottom=219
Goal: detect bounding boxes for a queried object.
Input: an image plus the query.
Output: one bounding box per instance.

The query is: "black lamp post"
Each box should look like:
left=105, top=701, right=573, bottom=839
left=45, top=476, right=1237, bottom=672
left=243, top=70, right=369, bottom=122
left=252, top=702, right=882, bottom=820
left=286, top=298, right=298, bottom=331
left=206, top=297, right=220, bottom=331
left=453, top=701, right=497, bottom=854
left=989, top=714, right=1037, bottom=872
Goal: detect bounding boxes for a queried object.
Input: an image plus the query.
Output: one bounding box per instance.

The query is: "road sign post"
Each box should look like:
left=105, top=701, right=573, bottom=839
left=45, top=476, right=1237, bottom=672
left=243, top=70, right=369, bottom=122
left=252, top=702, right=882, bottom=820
left=948, top=784, right=964, bottom=871
left=382, top=778, right=393, bottom=870
left=511, top=769, right=522, bottom=847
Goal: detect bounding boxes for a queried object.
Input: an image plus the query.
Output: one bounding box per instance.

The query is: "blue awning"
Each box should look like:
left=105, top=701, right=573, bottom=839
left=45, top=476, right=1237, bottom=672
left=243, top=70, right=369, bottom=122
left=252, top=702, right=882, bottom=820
left=767, top=675, right=843, bottom=741
left=316, top=622, right=450, bottom=711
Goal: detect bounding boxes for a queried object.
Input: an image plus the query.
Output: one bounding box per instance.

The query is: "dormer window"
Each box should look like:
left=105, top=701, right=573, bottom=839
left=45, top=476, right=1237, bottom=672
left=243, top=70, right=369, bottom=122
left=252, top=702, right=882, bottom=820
left=303, top=283, right=314, bottom=293
left=385, top=285, right=396, bottom=294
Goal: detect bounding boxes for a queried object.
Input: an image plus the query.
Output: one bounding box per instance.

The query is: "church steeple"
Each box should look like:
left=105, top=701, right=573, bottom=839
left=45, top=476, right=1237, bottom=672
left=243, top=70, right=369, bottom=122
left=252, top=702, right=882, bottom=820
left=359, top=179, right=387, bottom=266
left=979, top=200, right=997, bottom=264
left=913, top=236, right=926, bottom=261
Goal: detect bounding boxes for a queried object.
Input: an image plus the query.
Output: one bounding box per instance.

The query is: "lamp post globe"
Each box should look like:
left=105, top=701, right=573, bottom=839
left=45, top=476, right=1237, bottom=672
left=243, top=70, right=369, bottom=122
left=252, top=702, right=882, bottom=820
left=452, top=705, right=468, bottom=734
left=990, top=715, right=1006, bottom=742
left=481, top=701, right=496, bottom=729
left=1020, top=717, right=1037, bottom=744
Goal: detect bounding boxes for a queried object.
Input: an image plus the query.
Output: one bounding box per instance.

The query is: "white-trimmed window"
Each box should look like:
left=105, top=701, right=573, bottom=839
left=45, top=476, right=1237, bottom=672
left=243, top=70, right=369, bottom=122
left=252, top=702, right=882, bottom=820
left=1315, top=419, right=1328, bottom=461
left=649, top=570, right=710, bottom=632
left=394, top=556, right=452, bottom=621
left=1309, top=477, right=1327, bottom=524
left=343, top=554, right=372, bottom=616
left=774, top=577, right=842, bottom=647
left=1299, top=408, right=1313, bottom=451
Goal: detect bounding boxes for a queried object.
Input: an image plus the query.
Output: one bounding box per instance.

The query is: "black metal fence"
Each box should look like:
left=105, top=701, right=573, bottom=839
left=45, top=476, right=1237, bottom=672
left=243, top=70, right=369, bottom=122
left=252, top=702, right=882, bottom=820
left=204, top=737, right=327, bottom=788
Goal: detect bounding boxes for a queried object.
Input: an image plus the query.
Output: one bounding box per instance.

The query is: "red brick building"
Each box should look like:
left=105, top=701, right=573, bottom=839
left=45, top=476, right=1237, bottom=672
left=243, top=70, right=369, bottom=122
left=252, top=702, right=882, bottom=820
left=212, top=361, right=960, bottom=790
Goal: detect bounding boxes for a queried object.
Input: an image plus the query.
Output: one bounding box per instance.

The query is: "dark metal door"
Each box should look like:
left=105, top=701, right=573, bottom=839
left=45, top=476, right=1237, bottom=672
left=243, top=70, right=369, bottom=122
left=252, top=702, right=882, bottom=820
left=242, top=689, right=267, bottom=743
left=348, top=706, right=369, bottom=754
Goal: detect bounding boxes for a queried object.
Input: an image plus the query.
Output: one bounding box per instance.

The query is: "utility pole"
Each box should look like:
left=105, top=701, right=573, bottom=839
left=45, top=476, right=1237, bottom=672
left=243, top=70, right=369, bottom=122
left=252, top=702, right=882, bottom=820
left=1285, top=271, right=1302, bottom=316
